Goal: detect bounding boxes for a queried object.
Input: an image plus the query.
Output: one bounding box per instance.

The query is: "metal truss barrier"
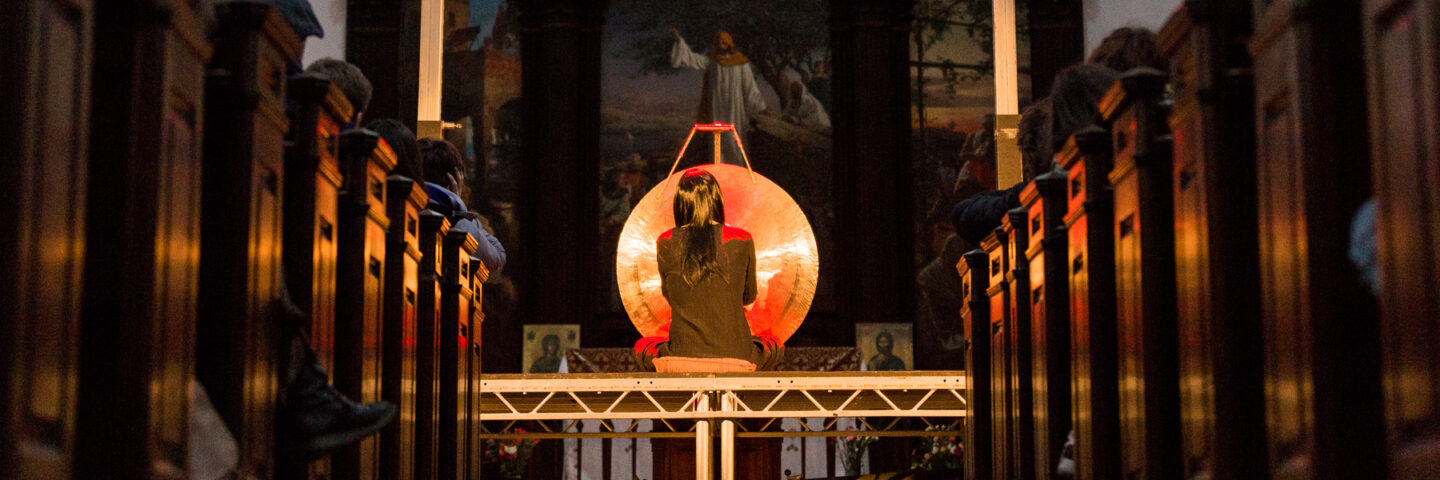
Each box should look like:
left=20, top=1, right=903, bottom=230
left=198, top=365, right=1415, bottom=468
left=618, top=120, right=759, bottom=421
left=475, top=371, right=968, bottom=480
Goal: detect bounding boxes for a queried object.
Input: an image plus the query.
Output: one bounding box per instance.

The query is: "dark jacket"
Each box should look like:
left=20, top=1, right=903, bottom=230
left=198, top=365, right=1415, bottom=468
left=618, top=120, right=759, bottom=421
left=424, top=182, right=507, bottom=275
left=657, top=226, right=758, bottom=362
left=951, top=181, right=1027, bottom=245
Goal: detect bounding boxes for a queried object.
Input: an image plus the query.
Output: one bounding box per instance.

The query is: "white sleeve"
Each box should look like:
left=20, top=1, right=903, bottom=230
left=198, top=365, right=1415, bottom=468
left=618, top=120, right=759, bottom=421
left=669, top=36, right=708, bottom=71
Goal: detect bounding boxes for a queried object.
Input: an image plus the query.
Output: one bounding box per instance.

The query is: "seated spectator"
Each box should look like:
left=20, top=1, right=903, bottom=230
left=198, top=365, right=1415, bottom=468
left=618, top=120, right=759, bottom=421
left=276, top=277, right=396, bottom=461
left=1019, top=97, right=1054, bottom=178
left=1046, top=64, right=1120, bottom=153
left=1086, top=26, right=1165, bottom=73
left=306, top=58, right=373, bottom=127
left=418, top=138, right=507, bottom=274
left=948, top=85, right=1066, bottom=244
left=366, top=119, right=423, bottom=181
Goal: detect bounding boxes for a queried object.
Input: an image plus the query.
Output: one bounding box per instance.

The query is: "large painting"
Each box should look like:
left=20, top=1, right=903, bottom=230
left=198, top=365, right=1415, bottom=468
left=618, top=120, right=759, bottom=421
left=599, top=0, right=836, bottom=325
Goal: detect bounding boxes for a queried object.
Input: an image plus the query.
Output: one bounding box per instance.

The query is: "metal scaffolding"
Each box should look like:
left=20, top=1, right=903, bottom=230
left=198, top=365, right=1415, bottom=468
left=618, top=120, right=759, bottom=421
left=475, top=371, right=968, bottom=480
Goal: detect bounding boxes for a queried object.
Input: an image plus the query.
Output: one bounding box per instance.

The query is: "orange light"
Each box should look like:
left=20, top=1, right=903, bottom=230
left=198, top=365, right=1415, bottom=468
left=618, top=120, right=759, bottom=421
left=694, top=122, right=737, bottom=132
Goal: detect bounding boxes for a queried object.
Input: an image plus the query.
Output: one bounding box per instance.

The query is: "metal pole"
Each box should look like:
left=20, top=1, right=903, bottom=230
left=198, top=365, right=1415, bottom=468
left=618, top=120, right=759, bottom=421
left=713, top=130, right=723, bottom=164
left=696, top=393, right=713, bottom=480
left=720, top=392, right=736, bottom=480
left=416, top=0, right=444, bottom=138
left=992, top=0, right=1023, bottom=188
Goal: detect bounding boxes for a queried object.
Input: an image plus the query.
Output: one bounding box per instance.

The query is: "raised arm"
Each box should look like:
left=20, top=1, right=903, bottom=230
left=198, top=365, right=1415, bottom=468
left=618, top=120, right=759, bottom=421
left=669, top=29, right=708, bottom=71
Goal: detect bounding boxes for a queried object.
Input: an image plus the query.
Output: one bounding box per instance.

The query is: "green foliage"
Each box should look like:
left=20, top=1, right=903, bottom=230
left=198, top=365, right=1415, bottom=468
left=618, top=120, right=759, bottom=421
left=913, top=0, right=996, bottom=83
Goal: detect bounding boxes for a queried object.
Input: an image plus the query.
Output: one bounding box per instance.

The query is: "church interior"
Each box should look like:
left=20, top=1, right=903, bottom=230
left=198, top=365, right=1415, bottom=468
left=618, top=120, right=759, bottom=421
left=4, top=0, right=1439, bottom=478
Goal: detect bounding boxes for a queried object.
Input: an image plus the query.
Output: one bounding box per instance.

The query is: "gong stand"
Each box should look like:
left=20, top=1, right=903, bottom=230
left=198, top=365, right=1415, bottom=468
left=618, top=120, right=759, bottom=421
left=662, top=123, right=757, bottom=198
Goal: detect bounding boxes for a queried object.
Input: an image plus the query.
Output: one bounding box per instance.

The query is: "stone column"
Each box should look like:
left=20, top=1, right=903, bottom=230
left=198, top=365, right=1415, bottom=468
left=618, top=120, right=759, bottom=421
left=828, top=0, right=916, bottom=338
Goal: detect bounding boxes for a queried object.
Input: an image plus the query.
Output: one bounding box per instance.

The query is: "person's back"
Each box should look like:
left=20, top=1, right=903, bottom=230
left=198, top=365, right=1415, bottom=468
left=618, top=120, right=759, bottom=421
left=656, top=225, right=757, bottom=361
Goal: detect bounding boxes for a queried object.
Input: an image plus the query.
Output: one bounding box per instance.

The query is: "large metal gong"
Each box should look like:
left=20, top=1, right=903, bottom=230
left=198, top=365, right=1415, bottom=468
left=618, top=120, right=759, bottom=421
left=615, top=163, right=818, bottom=342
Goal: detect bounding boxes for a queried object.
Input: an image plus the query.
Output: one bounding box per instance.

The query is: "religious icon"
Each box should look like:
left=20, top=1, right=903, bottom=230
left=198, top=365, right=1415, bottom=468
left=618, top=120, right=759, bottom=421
left=523, top=324, right=580, bottom=374
left=856, top=323, right=913, bottom=371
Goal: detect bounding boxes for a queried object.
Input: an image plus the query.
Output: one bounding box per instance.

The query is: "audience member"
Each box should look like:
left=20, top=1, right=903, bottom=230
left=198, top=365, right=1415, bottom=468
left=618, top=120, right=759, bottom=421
left=1086, top=26, right=1165, bottom=73
left=1046, top=64, right=1120, bottom=153
left=366, top=119, right=423, bottom=181
left=306, top=58, right=373, bottom=127
left=276, top=277, right=395, bottom=461
left=419, top=138, right=507, bottom=274
left=1018, top=97, right=1054, bottom=179
left=949, top=87, right=1069, bottom=245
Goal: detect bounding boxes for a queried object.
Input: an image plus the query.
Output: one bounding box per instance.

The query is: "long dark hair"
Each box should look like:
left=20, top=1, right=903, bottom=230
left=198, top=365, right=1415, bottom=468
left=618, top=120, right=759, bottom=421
left=1086, top=27, right=1164, bottom=73
left=673, top=169, right=726, bottom=285
left=1047, top=64, right=1120, bottom=151
left=366, top=119, right=421, bottom=181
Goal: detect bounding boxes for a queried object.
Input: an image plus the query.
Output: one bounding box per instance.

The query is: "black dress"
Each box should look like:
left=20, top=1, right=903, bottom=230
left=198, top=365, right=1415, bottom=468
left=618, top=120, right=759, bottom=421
left=657, top=225, right=758, bottom=362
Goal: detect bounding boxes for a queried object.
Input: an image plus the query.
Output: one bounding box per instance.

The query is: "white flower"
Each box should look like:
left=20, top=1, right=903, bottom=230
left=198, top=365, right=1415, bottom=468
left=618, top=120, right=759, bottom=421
left=503, top=445, right=518, bottom=455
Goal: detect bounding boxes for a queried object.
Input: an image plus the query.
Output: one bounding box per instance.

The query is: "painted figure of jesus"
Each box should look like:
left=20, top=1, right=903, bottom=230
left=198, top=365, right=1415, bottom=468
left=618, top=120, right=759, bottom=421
left=669, top=28, right=768, bottom=163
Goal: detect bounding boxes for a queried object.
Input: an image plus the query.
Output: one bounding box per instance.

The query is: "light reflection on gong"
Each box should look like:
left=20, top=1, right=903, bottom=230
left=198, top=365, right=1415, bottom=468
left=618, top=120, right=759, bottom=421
left=615, top=163, right=819, bottom=342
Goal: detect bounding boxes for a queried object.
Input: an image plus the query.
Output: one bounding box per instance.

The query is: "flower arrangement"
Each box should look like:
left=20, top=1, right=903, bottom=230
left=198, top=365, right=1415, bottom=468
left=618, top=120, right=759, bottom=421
left=828, top=427, right=878, bottom=475
left=483, top=428, right=541, bottom=479
left=910, top=425, right=963, bottom=471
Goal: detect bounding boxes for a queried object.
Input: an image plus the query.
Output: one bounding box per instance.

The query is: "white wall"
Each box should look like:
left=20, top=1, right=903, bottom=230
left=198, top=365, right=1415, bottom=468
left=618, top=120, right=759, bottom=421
left=1081, top=0, right=1182, bottom=55
left=302, top=0, right=348, bottom=65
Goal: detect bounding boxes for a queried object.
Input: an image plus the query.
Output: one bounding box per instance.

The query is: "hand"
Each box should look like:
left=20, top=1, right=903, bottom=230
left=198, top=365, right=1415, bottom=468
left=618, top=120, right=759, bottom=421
left=667, top=27, right=680, bottom=40
left=446, top=172, right=462, bottom=194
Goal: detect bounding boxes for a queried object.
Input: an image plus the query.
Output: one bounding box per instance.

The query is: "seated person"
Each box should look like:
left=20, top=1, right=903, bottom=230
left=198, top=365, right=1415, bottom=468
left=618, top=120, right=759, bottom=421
left=633, top=169, right=782, bottom=372
left=417, top=138, right=507, bottom=274
left=951, top=64, right=1116, bottom=245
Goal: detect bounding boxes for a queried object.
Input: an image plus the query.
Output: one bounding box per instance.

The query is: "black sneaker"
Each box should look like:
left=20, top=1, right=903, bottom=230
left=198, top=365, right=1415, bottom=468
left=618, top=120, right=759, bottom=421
left=278, top=363, right=397, bottom=461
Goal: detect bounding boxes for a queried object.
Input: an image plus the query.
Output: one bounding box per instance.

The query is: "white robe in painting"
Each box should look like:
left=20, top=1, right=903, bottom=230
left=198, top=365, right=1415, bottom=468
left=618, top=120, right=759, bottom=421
left=670, top=36, right=768, bottom=164
left=783, top=83, right=831, bottom=130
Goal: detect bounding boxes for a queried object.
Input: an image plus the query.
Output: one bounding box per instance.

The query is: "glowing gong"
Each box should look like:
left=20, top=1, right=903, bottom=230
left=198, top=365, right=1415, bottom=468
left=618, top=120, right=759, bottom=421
left=615, top=123, right=819, bottom=342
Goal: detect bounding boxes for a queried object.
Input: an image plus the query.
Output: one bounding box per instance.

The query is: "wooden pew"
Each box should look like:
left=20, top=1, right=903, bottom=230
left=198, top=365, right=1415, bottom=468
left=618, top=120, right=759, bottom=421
left=283, top=73, right=352, bottom=387
left=277, top=71, right=350, bottom=480
left=3, top=0, right=93, bottom=476
left=1252, top=0, right=1386, bottom=477
left=334, top=129, right=396, bottom=479
left=467, top=259, right=490, bottom=480
left=1364, top=0, right=1440, bottom=477
left=1002, top=208, right=1037, bottom=479
left=197, top=3, right=299, bottom=477
left=439, top=231, right=478, bottom=480
left=958, top=250, right=993, bottom=480
left=1158, top=4, right=1269, bottom=479
left=1060, top=126, right=1122, bottom=480
left=982, top=229, right=1012, bottom=480
left=415, top=212, right=452, bottom=480
left=1022, top=170, right=1072, bottom=480
left=1103, top=68, right=1182, bottom=480
left=382, top=177, right=428, bottom=480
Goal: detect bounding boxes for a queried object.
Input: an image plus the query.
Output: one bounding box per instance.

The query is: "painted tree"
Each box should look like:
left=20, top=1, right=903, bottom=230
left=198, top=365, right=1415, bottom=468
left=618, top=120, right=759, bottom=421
left=912, top=0, right=999, bottom=85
